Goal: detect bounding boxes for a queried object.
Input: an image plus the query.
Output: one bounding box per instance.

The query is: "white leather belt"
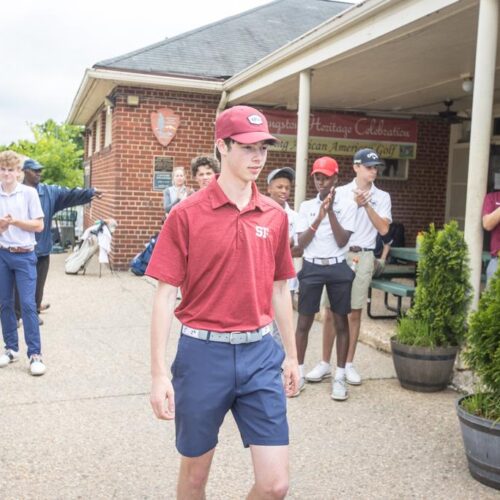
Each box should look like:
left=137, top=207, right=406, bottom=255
left=304, top=256, right=345, bottom=266
left=181, top=324, right=272, bottom=344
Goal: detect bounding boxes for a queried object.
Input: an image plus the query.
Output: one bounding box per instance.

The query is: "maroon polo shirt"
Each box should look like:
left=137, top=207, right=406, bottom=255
left=483, top=191, right=500, bottom=255
left=146, top=178, right=295, bottom=331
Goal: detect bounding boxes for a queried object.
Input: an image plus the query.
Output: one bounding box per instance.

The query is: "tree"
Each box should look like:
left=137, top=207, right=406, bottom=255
left=1, top=120, right=84, bottom=188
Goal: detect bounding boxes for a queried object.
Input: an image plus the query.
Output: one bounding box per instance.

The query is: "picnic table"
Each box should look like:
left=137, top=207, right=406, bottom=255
left=367, top=247, right=492, bottom=319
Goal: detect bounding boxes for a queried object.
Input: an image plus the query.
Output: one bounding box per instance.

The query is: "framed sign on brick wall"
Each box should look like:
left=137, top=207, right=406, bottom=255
left=153, top=156, right=174, bottom=191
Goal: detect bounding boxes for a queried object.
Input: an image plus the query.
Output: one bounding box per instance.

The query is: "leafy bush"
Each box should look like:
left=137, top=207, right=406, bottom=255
left=463, top=266, right=500, bottom=420
left=396, top=221, right=472, bottom=347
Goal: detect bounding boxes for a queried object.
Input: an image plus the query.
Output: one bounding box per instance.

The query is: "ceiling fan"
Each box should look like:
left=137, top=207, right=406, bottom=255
left=438, top=99, right=466, bottom=123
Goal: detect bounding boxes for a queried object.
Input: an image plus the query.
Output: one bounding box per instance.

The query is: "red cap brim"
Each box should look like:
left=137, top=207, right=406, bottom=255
left=229, top=132, right=280, bottom=144
left=310, top=168, right=337, bottom=177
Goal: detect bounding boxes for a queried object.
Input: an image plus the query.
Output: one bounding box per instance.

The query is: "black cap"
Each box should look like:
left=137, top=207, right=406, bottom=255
left=353, top=148, right=384, bottom=167
left=23, top=159, right=43, bottom=171
left=267, top=167, right=295, bottom=184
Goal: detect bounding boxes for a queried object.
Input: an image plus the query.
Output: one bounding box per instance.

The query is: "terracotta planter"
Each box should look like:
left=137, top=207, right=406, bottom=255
left=456, top=395, right=500, bottom=490
left=390, top=337, right=458, bottom=392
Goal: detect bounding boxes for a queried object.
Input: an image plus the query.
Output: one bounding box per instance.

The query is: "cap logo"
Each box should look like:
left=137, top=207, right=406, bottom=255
left=367, top=152, right=379, bottom=160
left=247, top=114, right=263, bottom=125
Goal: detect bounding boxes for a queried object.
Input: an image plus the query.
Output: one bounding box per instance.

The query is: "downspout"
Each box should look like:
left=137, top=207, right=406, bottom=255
left=216, top=90, right=229, bottom=116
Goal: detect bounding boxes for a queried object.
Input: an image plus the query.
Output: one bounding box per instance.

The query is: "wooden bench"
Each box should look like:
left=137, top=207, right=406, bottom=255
left=367, top=278, right=415, bottom=319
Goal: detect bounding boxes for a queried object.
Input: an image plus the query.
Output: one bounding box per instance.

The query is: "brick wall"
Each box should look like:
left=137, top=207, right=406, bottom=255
left=86, top=89, right=450, bottom=268
left=85, top=87, right=220, bottom=268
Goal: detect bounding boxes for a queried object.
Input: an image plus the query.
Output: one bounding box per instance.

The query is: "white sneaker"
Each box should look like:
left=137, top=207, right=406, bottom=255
left=331, top=378, right=348, bottom=401
left=29, top=355, right=46, bottom=376
left=305, top=362, right=331, bottom=382
left=291, top=377, right=305, bottom=397
left=345, top=365, right=362, bottom=385
left=0, top=349, right=19, bottom=367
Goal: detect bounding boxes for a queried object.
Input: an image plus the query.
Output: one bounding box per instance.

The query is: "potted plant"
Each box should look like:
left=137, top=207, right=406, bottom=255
left=456, top=267, right=500, bottom=490
left=391, top=221, right=472, bottom=392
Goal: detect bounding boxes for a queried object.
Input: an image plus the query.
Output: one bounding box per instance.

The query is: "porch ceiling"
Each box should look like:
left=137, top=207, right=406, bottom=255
left=228, top=0, right=500, bottom=117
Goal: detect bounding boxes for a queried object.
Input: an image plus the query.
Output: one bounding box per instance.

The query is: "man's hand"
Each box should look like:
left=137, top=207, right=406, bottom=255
left=0, top=216, right=9, bottom=233
left=353, top=188, right=371, bottom=207
left=319, top=187, right=335, bottom=218
left=282, top=356, right=300, bottom=397
left=92, top=189, right=103, bottom=199
left=150, top=374, right=175, bottom=420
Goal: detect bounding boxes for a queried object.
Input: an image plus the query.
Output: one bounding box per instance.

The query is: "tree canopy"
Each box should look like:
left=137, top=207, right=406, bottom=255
left=1, top=120, right=84, bottom=188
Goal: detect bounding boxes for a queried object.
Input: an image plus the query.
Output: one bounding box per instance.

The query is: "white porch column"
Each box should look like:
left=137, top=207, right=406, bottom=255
left=464, top=0, right=498, bottom=309
left=294, top=70, right=311, bottom=210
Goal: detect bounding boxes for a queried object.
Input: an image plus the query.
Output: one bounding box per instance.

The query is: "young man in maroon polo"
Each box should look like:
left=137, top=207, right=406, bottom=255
left=147, top=105, right=299, bottom=499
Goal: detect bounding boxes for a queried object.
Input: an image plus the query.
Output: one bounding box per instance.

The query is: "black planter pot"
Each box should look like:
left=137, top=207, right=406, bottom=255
left=390, top=337, right=458, bottom=392
left=456, top=395, right=500, bottom=490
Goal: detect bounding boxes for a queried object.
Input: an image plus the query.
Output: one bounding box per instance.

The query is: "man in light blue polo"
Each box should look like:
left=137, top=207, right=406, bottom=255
left=0, top=151, right=46, bottom=375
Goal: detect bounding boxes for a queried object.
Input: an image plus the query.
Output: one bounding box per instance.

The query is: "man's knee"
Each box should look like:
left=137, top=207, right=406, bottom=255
left=254, top=476, right=289, bottom=500
left=179, top=454, right=213, bottom=492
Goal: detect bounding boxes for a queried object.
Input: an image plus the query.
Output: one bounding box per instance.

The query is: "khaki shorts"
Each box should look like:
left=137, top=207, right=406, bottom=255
left=321, top=251, right=375, bottom=310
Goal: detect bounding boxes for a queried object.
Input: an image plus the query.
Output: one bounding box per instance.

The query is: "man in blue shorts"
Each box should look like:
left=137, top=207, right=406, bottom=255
left=146, top=105, right=299, bottom=499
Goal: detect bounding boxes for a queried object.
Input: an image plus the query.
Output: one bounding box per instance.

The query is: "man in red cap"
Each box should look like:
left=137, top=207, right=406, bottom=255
left=306, top=148, right=391, bottom=388
left=293, top=156, right=357, bottom=401
left=146, top=105, right=299, bottom=499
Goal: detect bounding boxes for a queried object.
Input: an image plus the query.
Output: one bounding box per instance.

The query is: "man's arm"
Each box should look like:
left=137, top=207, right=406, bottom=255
left=327, top=209, right=352, bottom=248
left=296, top=195, right=331, bottom=251
left=53, top=186, right=102, bottom=213
left=150, top=281, right=178, bottom=421
left=483, top=206, right=500, bottom=231
left=2, top=214, right=44, bottom=233
left=272, top=280, right=299, bottom=397
left=353, top=190, right=390, bottom=235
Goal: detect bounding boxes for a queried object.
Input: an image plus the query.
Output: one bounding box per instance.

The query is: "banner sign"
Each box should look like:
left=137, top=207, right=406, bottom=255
left=265, top=110, right=418, bottom=159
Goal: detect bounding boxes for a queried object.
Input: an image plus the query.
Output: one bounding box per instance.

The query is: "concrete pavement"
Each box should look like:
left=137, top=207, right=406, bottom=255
left=0, top=253, right=496, bottom=499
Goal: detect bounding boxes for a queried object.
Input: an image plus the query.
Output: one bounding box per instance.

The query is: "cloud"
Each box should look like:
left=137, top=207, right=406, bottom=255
left=0, top=0, right=269, bottom=144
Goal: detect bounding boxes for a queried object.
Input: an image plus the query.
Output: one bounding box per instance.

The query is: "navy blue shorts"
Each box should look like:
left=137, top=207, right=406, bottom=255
left=297, top=260, right=354, bottom=315
left=171, top=332, right=288, bottom=458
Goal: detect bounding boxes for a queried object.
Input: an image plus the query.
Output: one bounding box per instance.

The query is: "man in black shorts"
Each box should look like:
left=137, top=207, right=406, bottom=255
left=294, top=157, right=357, bottom=400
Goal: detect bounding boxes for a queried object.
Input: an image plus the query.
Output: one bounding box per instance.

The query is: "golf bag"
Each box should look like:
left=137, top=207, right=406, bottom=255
left=130, top=234, right=158, bottom=276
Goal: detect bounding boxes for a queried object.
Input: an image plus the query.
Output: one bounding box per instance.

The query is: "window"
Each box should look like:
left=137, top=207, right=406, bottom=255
left=104, top=108, right=112, bottom=147
left=95, top=118, right=101, bottom=153
left=378, top=159, right=409, bottom=181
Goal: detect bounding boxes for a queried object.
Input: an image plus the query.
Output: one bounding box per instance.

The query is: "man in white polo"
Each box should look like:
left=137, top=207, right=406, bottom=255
left=306, top=148, right=392, bottom=387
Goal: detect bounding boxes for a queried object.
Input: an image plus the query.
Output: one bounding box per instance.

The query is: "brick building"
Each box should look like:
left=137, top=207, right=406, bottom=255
left=68, top=0, right=498, bottom=285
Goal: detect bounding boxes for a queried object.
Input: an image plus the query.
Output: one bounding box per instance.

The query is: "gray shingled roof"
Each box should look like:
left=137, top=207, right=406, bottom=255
left=95, top=0, right=351, bottom=80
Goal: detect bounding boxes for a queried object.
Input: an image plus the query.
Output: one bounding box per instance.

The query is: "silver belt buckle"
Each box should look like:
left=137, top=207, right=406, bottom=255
left=229, top=332, right=246, bottom=344
left=320, top=258, right=330, bottom=265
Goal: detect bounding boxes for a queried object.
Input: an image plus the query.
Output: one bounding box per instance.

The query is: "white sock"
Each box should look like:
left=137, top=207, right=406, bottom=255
left=299, top=364, right=305, bottom=378
left=320, top=360, right=331, bottom=368
left=335, top=367, right=346, bottom=380
left=346, top=362, right=353, bottom=369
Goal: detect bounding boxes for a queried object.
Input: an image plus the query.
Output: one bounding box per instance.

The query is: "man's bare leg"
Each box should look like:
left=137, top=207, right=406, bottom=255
left=332, top=312, right=349, bottom=369
left=321, top=307, right=336, bottom=363
left=346, top=308, right=362, bottom=363
left=177, top=448, right=215, bottom=500
left=248, top=445, right=289, bottom=500
left=295, top=314, right=315, bottom=364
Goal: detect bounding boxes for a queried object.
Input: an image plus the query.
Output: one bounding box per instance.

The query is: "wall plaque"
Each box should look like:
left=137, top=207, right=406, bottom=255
left=151, top=108, right=180, bottom=147
left=153, top=156, right=174, bottom=191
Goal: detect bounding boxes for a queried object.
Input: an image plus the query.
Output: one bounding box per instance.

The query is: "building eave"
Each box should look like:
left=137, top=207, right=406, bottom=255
left=67, top=68, right=224, bottom=125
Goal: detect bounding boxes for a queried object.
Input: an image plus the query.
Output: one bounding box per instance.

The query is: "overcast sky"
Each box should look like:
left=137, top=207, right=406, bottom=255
left=0, top=0, right=271, bottom=145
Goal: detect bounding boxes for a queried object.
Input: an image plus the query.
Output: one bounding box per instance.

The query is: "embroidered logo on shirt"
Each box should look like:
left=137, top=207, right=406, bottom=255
left=256, top=226, right=269, bottom=239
